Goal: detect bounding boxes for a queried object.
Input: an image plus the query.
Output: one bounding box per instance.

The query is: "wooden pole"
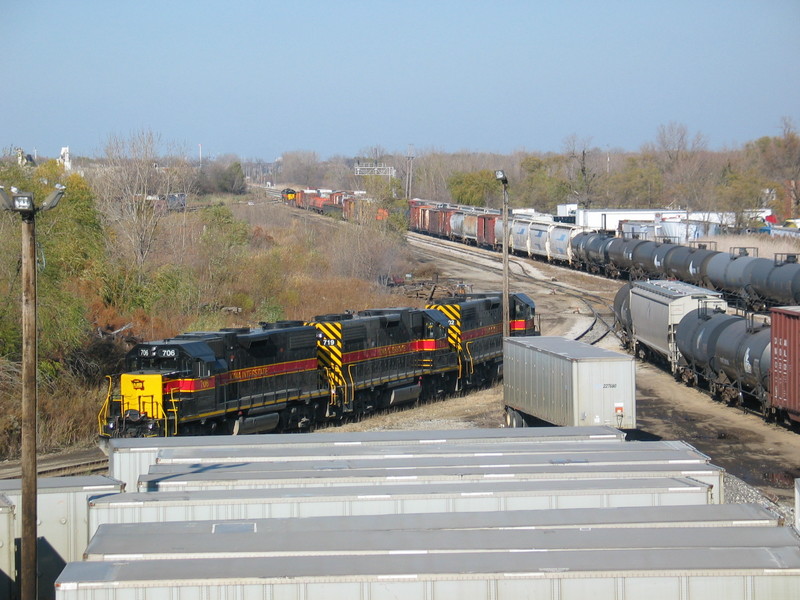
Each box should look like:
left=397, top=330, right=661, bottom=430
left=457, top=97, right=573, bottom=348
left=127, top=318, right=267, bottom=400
left=20, top=212, right=38, bottom=600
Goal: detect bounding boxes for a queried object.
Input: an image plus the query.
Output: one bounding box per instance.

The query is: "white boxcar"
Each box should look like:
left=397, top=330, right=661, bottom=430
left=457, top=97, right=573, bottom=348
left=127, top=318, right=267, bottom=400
left=504, top=336, right=636, bottom=429
left=107, top=427, right=626, bottom=490
left=628, top=280, right=727, bottom=368
left=89, top=477, right=711, bottom=530
left=55, top=548, right=800, bottom=600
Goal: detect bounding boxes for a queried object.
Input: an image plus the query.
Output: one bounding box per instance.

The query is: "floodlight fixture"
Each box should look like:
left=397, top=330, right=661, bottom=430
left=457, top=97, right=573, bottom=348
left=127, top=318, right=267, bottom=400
left=494, top=170, right=508, bottom=184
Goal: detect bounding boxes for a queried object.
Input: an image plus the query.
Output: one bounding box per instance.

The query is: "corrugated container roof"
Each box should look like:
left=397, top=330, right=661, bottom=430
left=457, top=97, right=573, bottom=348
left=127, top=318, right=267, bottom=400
left=84, top=525, right=800, bottom=560
left=632, top=279, right=723, bottom=299
left=505, top=336, right=633, bottom=361
left=153, top=440, right=706, bottom=464
left=107, top=426, right=626, bottom=452
left=56, top=547, right=800, bottom=585
left=99, top=476, right=711, bottom=503
left=83, top=502, right=782, bottom=534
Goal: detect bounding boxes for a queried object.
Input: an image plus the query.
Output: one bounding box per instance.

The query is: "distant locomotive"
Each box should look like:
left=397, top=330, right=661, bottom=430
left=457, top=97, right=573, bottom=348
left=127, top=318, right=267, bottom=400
left=98, top=293, right=539, bottom=437
left=408, top=199, right=800, bottom=310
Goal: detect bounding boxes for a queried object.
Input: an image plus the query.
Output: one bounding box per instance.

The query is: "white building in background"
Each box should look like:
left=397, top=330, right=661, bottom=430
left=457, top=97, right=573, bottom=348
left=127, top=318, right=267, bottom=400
left=58, top=147, right=72, bottom=171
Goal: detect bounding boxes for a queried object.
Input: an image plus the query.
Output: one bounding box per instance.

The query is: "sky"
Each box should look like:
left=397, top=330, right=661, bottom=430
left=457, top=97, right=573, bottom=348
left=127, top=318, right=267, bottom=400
left=2, top=1, right=799, bottom=162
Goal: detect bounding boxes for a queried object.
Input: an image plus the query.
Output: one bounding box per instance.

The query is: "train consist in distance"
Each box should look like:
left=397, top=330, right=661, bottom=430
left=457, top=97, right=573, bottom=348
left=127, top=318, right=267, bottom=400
left=98, top=293, right=539, bottom=438
left=408, top=199, right=800, bottom=311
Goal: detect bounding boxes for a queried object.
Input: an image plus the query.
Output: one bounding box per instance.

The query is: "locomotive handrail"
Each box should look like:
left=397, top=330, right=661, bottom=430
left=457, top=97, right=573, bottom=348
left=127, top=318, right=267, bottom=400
left=96, top=375, right=114, bottom=435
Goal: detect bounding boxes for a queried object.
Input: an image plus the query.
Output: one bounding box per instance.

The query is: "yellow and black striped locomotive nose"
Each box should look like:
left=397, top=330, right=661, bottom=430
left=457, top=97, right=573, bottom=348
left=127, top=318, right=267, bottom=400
left=308, top=320, right=345, bottom=385
left=427, top=303, right=462, bottom=351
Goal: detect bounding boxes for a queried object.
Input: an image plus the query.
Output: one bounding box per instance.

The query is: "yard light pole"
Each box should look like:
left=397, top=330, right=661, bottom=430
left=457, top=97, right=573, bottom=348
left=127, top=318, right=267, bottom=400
left=495, top=170, right=510, bottom=339
left=0, top=183, right=65, bottom=600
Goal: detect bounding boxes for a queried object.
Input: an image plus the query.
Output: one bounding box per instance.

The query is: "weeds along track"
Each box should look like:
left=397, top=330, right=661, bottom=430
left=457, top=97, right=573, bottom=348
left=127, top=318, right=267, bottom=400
left=407, top=232, right=618, bottom=345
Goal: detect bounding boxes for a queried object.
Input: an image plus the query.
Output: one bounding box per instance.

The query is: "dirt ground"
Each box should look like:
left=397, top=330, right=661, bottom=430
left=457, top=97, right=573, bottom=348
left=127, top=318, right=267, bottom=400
left=332, top=243, right=800, bottom=514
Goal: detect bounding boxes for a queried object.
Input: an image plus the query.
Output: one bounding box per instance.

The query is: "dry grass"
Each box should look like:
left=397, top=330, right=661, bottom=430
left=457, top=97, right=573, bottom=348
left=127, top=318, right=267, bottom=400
left=705, top=233, right=800, bottom=258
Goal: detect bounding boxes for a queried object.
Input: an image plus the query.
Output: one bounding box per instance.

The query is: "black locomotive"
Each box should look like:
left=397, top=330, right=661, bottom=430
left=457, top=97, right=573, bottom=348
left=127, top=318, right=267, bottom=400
left=98, top=293, right=539, bottom=437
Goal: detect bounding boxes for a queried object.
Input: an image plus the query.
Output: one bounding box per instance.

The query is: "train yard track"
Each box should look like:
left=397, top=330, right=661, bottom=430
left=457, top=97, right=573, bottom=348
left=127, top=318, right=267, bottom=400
left=407, top=232, right=618, bottom=345
left=0, top=449, right=108, bottom=480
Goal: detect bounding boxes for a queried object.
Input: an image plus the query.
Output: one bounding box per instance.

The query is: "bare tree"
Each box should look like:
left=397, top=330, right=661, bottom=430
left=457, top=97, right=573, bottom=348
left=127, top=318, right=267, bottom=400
left=90, top=130, right=195, bottom=273
left=280, top=151, right=320, bottom=187
left=563, top=135, right=600, bottom=208
left=643, top=122, right=715, bottom=213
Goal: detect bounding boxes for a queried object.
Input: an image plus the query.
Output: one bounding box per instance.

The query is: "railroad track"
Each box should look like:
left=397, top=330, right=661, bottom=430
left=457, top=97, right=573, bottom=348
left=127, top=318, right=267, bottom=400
left=407, top=232, right=618, bottom=345
left=0, top=452, right=108, bottom=480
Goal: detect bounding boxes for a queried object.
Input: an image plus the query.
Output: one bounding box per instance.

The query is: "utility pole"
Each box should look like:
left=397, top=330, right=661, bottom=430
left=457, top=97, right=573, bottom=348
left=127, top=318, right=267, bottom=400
left=495, top=171, right=510, bottom=339
left=405, top=144, right=415, bottom=199
left=0, top=184, right=64, bottom=600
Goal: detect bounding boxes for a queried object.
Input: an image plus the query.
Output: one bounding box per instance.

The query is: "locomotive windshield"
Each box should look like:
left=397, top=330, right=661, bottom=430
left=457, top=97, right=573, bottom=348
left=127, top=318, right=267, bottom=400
left=126, top=344, right=191, bottom=374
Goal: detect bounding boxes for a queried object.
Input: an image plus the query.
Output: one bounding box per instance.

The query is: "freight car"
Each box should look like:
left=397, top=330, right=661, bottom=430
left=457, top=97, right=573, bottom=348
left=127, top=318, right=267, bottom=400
left=409, top=199, right=800, bottom=310
left=615, top=281, right=800, bottom=427
left=98, top=294, right=539, bottom=438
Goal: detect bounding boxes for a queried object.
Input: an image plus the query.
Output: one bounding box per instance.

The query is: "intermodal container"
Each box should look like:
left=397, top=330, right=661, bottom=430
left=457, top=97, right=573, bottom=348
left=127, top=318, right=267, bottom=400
left=504, top=336, right=636, bottom=429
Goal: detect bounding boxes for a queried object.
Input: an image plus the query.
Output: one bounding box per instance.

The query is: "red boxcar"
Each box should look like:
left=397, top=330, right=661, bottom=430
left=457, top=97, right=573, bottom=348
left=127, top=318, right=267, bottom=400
left=477, top=214, right=498, bottom=248
left=409, top=202, right=432, bottom=231
left=771, top=306, right=800, bottom=424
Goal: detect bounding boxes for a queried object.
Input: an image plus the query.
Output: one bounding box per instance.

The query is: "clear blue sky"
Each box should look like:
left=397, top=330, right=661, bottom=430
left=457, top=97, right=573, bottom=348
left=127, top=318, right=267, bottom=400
left=2, top=1, right=798, bottom=161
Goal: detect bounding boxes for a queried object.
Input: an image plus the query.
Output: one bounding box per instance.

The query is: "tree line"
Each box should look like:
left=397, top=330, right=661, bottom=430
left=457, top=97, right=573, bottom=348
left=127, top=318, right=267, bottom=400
left=273, top=120, right=800, bottom=227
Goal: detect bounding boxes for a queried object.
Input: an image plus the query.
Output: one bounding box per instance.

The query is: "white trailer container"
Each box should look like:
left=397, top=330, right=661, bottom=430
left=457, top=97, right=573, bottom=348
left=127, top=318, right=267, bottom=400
left=0, top=476, right=124, bottom=600
left=0, top=494, right=13, bottom=600
left=83, top=524, right=798, bottom=561
left=107, top=426, right=625, bottom=490
left=628, top=280, right=727, bottom=370
left=55, top=548, right=800, bottom=600
left=504, top=336, right=636, bottom=429
left=141, top=459, right=725, bottom=502
left=89, top=477, right=711, bottom=530
left=83, top=503, right=781, bottom=545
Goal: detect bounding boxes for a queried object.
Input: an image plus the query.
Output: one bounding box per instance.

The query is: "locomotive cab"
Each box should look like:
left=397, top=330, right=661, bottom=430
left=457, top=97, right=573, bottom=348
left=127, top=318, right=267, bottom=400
left=101, top=339, right=221, bottom=437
